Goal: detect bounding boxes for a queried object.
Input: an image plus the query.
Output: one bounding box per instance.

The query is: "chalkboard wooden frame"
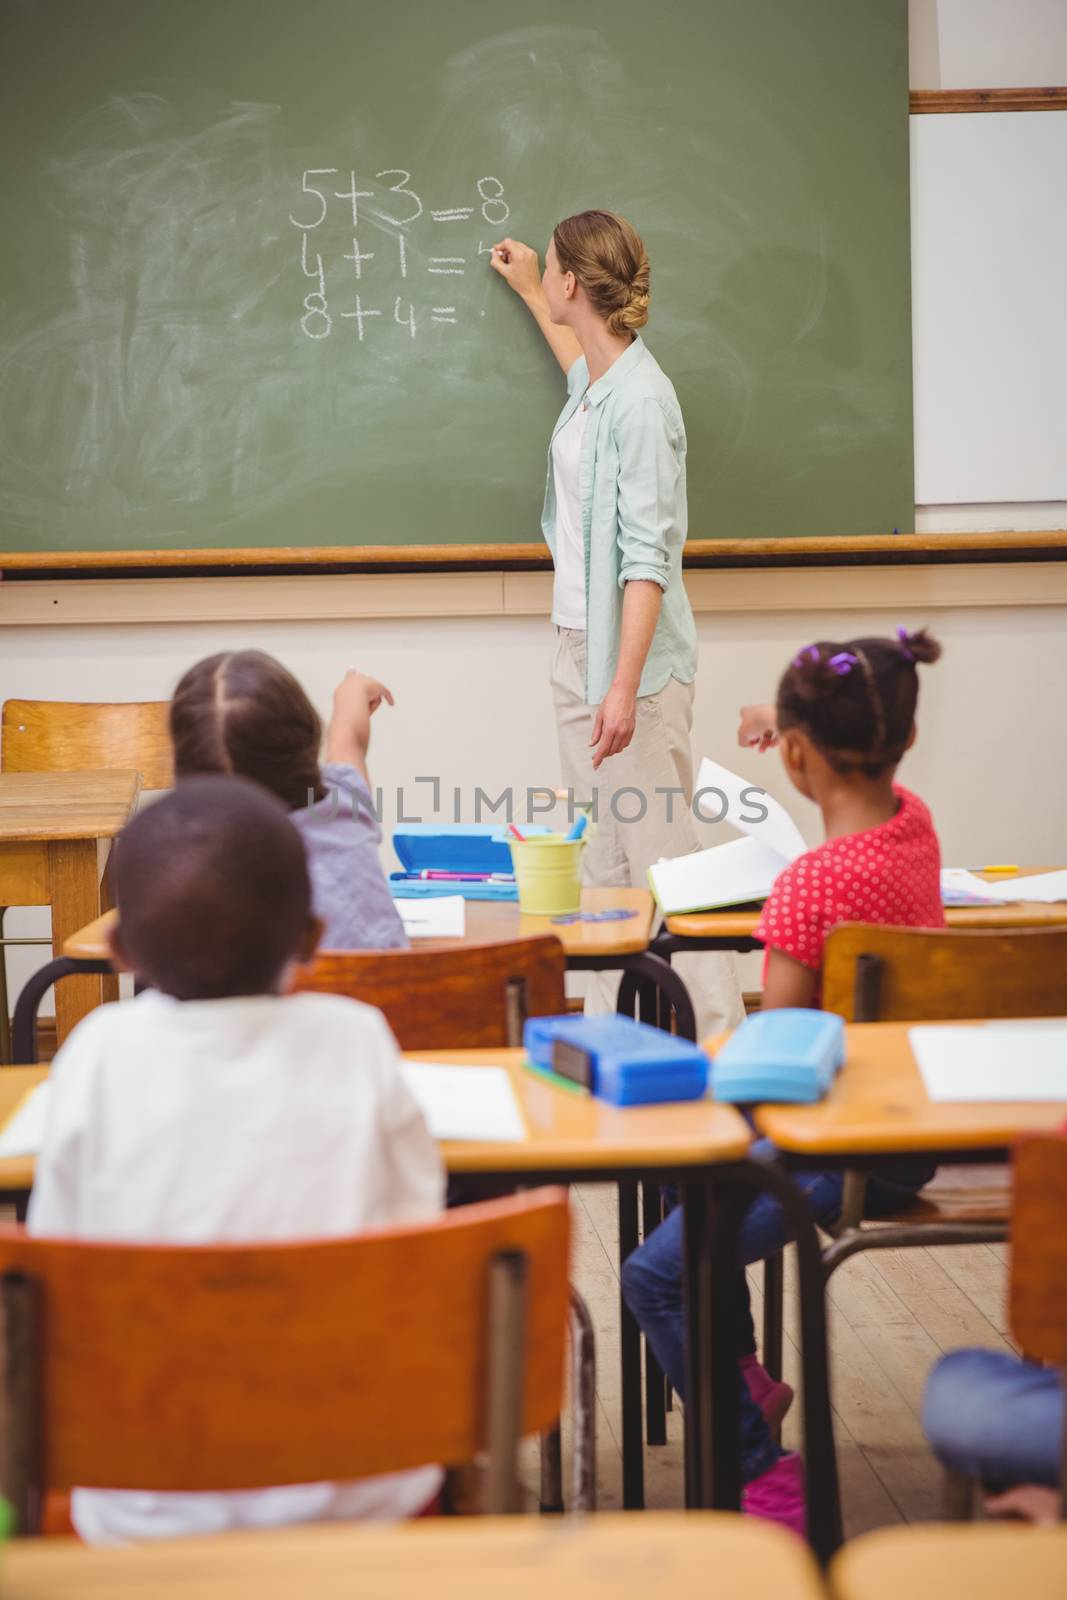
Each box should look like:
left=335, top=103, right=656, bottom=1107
left=911, top=87, right=1067, bottom=114
left=2, top=531, right=1065, bottom=580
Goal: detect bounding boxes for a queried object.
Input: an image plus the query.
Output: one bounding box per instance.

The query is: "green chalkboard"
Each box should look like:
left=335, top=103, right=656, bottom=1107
left=0, top=0, right=913, bottom=554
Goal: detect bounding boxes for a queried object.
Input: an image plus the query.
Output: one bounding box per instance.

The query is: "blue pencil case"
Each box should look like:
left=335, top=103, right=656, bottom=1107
left=393, top=824, right=554, bottom=876
left=524, top=1014, right=710, bottom=1107
left=710, top=1009, right=845, bottom=1105
left=389, top=877, right=519, bottom=901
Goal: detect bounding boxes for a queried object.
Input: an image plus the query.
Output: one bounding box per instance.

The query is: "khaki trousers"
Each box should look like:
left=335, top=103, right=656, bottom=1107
left=551, top=627, right=744, bottom=1037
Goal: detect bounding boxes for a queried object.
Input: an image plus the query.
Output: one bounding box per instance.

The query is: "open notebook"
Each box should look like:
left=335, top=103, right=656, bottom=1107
left=649, top=757, right=808, bottom=915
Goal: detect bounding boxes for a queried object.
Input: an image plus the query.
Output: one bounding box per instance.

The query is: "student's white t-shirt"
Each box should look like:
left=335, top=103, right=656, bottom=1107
left=27, top=988, right=446, bottom=1545
left=550, top=401, right=589, bottom=629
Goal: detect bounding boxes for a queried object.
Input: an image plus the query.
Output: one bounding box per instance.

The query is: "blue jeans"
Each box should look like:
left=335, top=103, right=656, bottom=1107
left=620, top=1146, right=936, bottom=1483
left=923, top=1349, right=1065, bottom=1489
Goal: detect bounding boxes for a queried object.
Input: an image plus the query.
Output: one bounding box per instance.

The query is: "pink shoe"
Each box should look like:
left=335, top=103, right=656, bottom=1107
left=740, top=1354, right=795, bottom=1431
left=742, top=1451, right=807, bottom=1536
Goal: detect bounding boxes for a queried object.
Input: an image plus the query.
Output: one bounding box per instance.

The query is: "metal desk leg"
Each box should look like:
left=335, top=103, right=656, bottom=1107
left=681, top=1178, right=715, bottom=1507
left=642, top=1182, right=668, bottom=1447
left=617, top=1178, right=645, bottom=1509
left=746, top=1154, right=843, bottom=1564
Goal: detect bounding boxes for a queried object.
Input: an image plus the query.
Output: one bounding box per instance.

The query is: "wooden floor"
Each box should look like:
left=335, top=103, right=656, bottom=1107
left=524, top=1184, right=1015, bottom=1534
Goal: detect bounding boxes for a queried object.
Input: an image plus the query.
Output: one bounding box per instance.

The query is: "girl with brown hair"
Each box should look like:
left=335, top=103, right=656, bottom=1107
left=169, top=652, right=406, bottom=951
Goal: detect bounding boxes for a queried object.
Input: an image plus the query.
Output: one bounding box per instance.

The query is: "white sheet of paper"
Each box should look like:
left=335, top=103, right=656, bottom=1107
left=649, top=835, right=791, bottom=915
left=941, top=868, right=1067, bottom=905
left=910, top=1022, right=1067, bottom=1102
left=394, top=895, right=466, bottom=939
left=401, top=1062, right=526, bottom=1142
left=0, top=1081, right=51, bottom=1158
left=695, top=756, right=808, bottom=865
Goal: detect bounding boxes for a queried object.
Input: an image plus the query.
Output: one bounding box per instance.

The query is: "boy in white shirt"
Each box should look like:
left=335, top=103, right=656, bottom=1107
left=28, top=775, right=445, bottom=1544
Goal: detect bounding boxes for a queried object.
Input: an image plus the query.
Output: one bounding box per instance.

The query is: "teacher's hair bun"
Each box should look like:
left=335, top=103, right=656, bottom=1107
left=554, top=209, right=651, bottom=335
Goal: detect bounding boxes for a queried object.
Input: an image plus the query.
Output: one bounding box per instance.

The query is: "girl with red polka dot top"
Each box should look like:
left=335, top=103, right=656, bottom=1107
left=748, top=626, right=945, bottom=1006
left=622, top=628, right=944, bottom=1538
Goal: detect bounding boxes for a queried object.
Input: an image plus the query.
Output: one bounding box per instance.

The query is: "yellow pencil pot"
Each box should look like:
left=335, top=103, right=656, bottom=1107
left=508, top=836, right=586, bottom=915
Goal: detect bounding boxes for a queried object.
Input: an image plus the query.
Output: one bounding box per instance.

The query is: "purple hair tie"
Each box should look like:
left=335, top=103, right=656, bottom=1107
left=828, top=651, right=858, bottom=675
left=792, top=644, right=821, bottom=668
left=896, top=625, right=915, bottom=662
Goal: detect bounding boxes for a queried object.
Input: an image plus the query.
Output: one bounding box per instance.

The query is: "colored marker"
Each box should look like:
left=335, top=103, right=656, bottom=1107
left=508, top=824, right=526, bottom=842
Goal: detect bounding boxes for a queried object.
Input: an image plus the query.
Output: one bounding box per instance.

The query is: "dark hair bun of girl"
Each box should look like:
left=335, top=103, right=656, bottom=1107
left=898, top=627, right=941, bottom=666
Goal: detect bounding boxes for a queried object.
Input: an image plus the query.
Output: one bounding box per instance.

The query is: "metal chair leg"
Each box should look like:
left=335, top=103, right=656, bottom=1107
left=942, top=1466, right=974, bottom=1521
left=568, top=1288, right=597, bottom=1512
left=484, top=1250, right=528, bottom=1515
left=642, top=1182, right=668, bottom=1447
left=0, top=910, right=10, bottom=1066
left=538, top=1426, right=564, bottom=1513
left=762, top=1251, right=785, bottom=1383
left=618, top=1179, right=645, bottom=1509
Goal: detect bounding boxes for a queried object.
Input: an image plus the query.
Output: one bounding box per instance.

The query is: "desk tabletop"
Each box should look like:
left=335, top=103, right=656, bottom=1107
left=420, top=1047, right=750, bottom=1173
left=830, top=1522, right=1067, bottom=1600
left=665, top=868, right=1067, bottom=939
left=0, top=1066, right=48, bottom=1193
left=714, top=1019, right=1067, bottom=1157
left=0, top=770, right=142, bottom=843
left=0, top=1050, right=749, bottom=1193
left=401, top=886, right=656, bottom=957
left=62, top=888, right=657, bottom=963
left=3, top=1511, right=823, bottom=1600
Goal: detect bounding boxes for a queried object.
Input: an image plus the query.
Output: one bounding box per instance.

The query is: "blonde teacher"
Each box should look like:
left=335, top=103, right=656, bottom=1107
left=490, top=210, right=743, bottom=1034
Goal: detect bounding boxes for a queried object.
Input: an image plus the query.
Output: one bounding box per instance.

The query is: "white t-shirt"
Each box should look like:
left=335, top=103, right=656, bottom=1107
left=27, top=988, right=445, bottom=1545
left=550, top=401, right=589, bottom=629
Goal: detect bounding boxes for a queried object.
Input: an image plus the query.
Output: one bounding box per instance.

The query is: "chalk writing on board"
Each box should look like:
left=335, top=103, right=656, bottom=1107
left=291, top=169, right=510, bottom=341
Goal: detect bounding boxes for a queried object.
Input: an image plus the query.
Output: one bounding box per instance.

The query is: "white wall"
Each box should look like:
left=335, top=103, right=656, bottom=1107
left=910, top=0, right=1067, bottom=90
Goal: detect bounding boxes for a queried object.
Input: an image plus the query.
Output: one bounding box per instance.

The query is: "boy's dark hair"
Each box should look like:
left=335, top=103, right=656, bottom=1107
left=777, top=627, right=942, bottom=778
left=113, top=776, right=312, bottom=1000
left=169, top=651, right=324, bottom=812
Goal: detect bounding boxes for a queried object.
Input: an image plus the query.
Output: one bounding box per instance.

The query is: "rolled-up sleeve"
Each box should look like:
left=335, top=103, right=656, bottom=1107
left=614, top=398, right=682, bottom=589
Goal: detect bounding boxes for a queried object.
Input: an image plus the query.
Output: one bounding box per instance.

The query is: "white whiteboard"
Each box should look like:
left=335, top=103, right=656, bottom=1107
left=910, top=111, right=1067, bottom=504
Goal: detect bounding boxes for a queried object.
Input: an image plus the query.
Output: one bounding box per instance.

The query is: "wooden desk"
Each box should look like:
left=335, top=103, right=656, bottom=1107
left=3, top=1512, right=825, bottom=1600
left=0, top=771, right=141, bottom=1044
left=747, top=1019, right=1067, bottom=1159
left=43, top=886, right=695, bottom=1055
left=0, top=1049, right=844, bottom=1548
left=62, top=887, right=656, bottom=963
left=0, top=1065, right=48, bottom=1199
left=830, top=1523, right=1067, bottom=1600
left=661, top=868, right=1067, bottom=953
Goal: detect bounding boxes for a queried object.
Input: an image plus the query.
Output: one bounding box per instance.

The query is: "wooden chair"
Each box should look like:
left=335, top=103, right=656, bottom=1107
left=292, top=937, right=567, bottom=1050
left=0, top=698, right=172, bottom=1064
left=830, top=1524, right=1067, bottom=1600
left=293, top=938, right=595, bottom=1513
left=0, top=1189, right=571, bottom=1533
left=759, top=925, right=1067, bottom=1398
left=942, top=1131, right=1067, bottom=1520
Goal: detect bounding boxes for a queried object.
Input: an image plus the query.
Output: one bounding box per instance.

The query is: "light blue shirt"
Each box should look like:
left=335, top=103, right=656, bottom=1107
left=540, top=335, right=698, bottom=707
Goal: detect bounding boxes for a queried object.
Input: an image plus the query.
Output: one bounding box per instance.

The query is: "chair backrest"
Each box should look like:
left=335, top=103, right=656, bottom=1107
left=821, top=923, right=1067, bottom=1023
left=293, top=938, right=567, bottom=1049
left=1010, top=1133, right=1067, bottom=1365
left=0, top=1189, right=570, bottom=1530
left=1, top=699, right=172, bottom=791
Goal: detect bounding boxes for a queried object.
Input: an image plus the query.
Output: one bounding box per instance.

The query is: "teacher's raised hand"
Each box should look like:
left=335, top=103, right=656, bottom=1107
left=488, top=237, right=543, bottom=301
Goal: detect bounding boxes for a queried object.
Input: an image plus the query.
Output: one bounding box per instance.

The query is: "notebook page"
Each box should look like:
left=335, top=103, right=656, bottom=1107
left=910, top=1023, right=1067, bottom=1102
left=401, top=1063, right=526, bottom=1142
left=695, top=757, right=808, bottom=865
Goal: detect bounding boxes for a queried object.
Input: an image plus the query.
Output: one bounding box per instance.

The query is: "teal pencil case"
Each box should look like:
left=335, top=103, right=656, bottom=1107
left=710, top=1009, right=845, bottom=1105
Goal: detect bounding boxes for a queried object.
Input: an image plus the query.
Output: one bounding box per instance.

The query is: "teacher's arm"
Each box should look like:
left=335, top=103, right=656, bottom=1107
left=489, top=239, right=583, bottom=375
left=591, top=399, right=678, bottom=768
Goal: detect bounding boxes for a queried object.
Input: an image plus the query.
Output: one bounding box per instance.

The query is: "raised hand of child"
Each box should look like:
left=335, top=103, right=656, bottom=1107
left=738, top=703, right=778, bottom=752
